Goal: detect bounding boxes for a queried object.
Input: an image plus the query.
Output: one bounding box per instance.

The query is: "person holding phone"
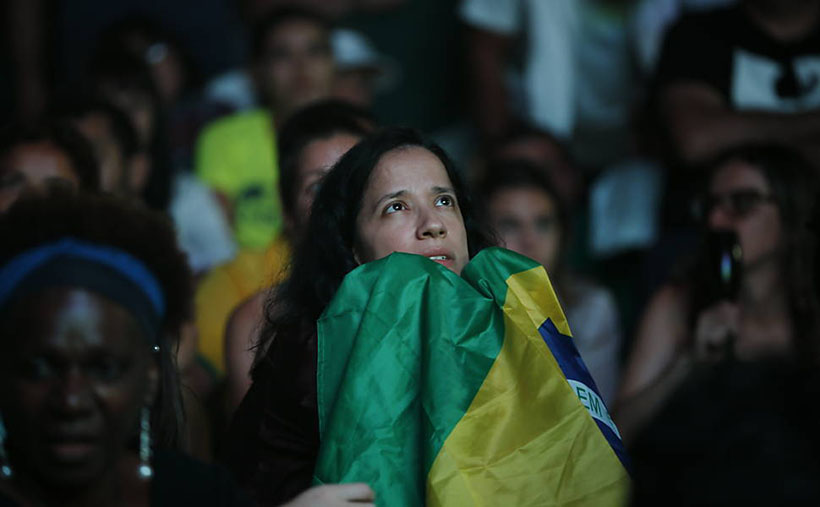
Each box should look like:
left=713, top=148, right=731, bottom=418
left=615, top=143, right=819, bottom=445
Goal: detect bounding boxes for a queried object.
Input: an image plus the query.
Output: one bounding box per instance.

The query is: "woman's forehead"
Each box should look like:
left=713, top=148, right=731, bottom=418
left=368, top=146, right=452, bottom=192
left=710, top=159, right=770, bottom=192
left=5, top=287, right=145, bottom=354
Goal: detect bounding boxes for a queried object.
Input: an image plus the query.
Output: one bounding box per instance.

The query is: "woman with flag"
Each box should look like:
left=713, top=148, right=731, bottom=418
left=225, top=127, right=629, bottom=506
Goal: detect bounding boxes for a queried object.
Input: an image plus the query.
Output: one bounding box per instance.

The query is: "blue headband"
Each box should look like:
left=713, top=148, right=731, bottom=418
left=0, top=238, right=166, bottom=341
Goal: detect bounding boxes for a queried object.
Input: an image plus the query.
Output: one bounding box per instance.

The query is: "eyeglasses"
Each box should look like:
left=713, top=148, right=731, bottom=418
left=692, top=189, right=776, bottom=220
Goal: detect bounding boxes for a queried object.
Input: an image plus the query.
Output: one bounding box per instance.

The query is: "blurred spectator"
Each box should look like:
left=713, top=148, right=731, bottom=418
left=0, top=121, right=98, bottom=213
left=206, top=28, right=395, bottom=113
left=51, top=95, right=142, bottom=197
left=88, top=48, right=172, bottom=210
left=195, top=7, right=335, bottom=250
left=655, top=0, right=820, bottom=167
left=460, top=0, right=638, bottom=168
left=616, top=144, right=819, bottom=444
left=631, top=360, right=820, bottom=506
left=92, top=15, right=232, bottom=173
left=480, top=159, right=622, bottom=403
left=96, top=16, right=201, bottom=109
left=0, top=187, right=259, bottom=506
left=195, top=100, right=373, bottom=377
left=87, top=16, right=239, bottom=275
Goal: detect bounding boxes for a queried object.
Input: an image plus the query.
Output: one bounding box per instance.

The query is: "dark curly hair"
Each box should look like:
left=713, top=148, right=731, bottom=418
left=254, top=127, right=496, bottom=370
left=0, top=187, right=192, bottom=448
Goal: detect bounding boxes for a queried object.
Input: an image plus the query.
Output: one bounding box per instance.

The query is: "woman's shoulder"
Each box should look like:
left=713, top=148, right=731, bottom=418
left=152, top=450, right=253, bottom=507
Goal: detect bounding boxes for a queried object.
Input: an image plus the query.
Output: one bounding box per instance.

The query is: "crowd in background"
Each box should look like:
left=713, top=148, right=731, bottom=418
left=2, top=0, right=820, bottom=504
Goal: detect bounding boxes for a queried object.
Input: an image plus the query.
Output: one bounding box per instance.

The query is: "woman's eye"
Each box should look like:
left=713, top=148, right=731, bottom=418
left=88, top=359, right=126, bottom=382
left=384, top=202, right=406, bottom=214
left=436, top=195, right=454, bottom=207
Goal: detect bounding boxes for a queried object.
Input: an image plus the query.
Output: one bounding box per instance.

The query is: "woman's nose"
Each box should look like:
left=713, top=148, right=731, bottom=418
left=417, top=209, right=447, bottom=239
left=51, top=368, right=94, bottom=415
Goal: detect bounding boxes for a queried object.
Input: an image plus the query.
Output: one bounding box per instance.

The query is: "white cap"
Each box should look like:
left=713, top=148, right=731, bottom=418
left=331, top=29, right=398, bottom=91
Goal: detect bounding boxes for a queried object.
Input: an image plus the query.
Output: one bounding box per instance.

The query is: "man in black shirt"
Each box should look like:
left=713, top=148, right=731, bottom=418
left=656, top=0, right=820, bottom=166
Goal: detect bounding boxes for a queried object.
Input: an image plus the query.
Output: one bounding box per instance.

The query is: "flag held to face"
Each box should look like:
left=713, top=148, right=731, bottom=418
left=314, top=247, right=629, bottom=506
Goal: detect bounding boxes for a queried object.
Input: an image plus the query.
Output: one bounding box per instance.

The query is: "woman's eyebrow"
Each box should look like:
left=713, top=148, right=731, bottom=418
left=431, top=186, right=455, bottom=195
left=374, top=190, right=406, bottom=211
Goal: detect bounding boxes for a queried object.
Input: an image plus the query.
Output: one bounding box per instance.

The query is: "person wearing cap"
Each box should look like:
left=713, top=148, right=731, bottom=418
left=330, top=29, right=396, bottom=108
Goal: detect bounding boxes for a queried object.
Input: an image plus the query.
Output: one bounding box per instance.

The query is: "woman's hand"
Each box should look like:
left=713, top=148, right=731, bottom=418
left=694, top=301, right=739, bottom=361
left=282, top=484, right=375, bottom=506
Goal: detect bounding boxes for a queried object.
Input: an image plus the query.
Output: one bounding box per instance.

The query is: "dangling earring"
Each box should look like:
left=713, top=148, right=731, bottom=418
left=0, top=413, right=12, bottom=479
left=137, top=407, right=152, bottom=480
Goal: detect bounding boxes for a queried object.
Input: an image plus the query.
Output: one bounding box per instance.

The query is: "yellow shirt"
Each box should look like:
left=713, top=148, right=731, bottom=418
left=195, top=109, right=282, bottom=249
left=194, top=236, right=291, bottom=373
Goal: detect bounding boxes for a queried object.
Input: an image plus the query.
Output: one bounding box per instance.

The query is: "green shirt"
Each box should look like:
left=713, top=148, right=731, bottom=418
left=195, top=109, right=281, bottom=249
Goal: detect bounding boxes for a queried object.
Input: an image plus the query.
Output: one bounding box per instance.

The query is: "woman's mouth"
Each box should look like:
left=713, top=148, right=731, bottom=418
left=426, top=254, right=456, bottom=271
left=46, top=436, right=100, bottom=463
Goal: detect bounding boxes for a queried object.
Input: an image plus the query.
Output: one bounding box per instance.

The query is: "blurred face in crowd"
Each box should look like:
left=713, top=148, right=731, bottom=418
left=73, top=113, right=127, bottom=194
left=291, top=132, right=360, bottom=232
left=0, top=288, right=157, bottom=488
left=706, top=159, right=782, bottom=269
left=0, top=142, right=79, bottom=213
left=255, top=19, right=334, bottom=119
left=489, top=186, right=562, bottom=272
left=354, top=146, right=470, bottom=274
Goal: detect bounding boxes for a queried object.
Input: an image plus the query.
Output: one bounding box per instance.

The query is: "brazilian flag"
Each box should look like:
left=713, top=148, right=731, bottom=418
left=313, top=247, right=630, bottom=506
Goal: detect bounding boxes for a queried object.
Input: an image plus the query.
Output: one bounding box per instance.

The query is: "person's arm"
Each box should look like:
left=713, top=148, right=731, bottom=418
left=222, top=322, right=320, bottom=505
left=614, top=285, right=691, bottom=445
left=660, top=82, right=820, bottom=165
left=224, top=291, right=266, bottom=417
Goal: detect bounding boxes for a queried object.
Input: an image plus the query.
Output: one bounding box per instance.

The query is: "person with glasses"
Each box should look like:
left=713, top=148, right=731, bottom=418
left=615, top=144, right=819, bottom=445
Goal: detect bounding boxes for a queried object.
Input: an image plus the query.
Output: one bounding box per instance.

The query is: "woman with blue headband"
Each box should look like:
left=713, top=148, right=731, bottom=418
left=0, top=188, right=374, bottom=506
left=0, top=188, right=257, bottom=506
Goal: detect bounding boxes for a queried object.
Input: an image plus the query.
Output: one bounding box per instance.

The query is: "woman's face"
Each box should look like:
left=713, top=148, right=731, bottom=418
left=707, top=159, right=782, bottom=268
left=354, top=146, right=470, bottom=274
left=0, top=142, right=80, bottom=213
left=489, top=187, right=561, bottom=272
left=292, top=133, right=361, bottom=232
left=0, top=288, right=157, bottom=487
